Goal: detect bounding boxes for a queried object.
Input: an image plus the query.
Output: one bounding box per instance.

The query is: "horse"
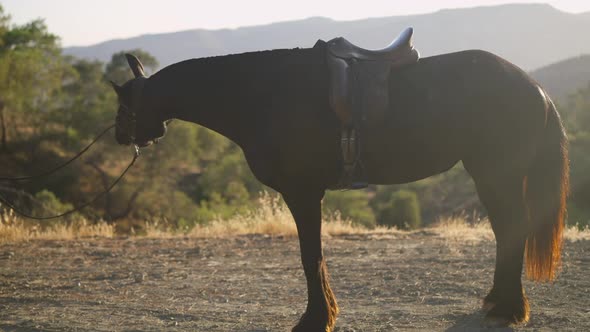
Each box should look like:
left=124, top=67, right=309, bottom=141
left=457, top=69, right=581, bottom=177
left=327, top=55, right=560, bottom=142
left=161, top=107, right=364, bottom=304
left=110, top=35, right=569, bottom=331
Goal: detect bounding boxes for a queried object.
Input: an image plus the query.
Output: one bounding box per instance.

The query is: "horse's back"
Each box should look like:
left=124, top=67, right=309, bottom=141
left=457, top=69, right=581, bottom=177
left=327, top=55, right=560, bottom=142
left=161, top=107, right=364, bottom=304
left=363, top=49, right=550, bottom=184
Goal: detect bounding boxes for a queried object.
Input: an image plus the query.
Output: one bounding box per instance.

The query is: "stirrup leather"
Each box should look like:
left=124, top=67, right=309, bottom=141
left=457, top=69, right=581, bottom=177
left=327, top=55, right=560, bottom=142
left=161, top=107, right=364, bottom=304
left=337, top=127, right=368, bottom=190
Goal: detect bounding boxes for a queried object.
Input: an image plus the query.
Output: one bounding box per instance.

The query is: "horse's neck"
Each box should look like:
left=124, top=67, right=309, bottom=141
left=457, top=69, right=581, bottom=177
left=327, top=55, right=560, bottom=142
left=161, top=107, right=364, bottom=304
left=150, top=48, right=325, bottom=147
left=152, top=58, right=266, bottom=146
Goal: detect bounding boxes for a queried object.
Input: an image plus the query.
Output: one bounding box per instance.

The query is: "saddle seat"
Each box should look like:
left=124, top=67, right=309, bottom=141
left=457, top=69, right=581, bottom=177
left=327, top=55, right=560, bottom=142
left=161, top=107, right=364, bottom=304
left=327, top=27, right=418, bottom=62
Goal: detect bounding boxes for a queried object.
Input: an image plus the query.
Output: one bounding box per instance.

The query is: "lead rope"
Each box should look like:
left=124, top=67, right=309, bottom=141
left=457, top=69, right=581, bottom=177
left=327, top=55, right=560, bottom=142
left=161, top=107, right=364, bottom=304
left=0, top=126, right=141, bottom=220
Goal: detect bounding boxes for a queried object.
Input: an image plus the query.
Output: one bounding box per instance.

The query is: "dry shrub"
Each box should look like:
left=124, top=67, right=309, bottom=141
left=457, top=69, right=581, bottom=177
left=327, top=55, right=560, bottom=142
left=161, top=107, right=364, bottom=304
left=187, top=193, right=381, bottom=238
left=0, top=209, right=28, bottom=244
left=186, top=194, right=296, bottom=237
left=564, top=225, right=590, bottom=242
left=431, top=214, right=494, bottom=243
left=143, top=220, right=177, bottom=239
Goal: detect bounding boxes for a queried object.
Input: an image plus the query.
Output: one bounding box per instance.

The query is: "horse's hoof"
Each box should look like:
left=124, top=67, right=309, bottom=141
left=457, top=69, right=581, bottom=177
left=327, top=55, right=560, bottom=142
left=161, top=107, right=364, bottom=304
left=482, top=315, right=512, bottom=328
left=481, top=300, right=496, bottom=312
left=292, top=322, right=331, bottom=332
left=484, top=303, right=529, bottom=327
left=292, top=312, right=333, bottom=332
left=482, top=289, right=499, bottom=312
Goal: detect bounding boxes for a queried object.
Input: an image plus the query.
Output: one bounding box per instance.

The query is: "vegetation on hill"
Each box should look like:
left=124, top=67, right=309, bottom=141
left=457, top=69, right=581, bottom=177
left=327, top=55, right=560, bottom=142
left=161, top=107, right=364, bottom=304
left=561, top=81, right=590, bottom=227
left=530, top=55, right=590, bottom=103
left=0, top=5, right=588, bottom=233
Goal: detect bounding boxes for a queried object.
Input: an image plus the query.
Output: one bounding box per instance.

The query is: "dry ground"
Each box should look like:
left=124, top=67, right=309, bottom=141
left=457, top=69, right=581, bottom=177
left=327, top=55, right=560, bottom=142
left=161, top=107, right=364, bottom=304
left=0, top=230, right=588, bottom=331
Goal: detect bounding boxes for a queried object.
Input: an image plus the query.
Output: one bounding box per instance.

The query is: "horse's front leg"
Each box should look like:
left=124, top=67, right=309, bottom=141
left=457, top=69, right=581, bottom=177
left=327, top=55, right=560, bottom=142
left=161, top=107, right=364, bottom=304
left=283, top=189, right=339, bottom=332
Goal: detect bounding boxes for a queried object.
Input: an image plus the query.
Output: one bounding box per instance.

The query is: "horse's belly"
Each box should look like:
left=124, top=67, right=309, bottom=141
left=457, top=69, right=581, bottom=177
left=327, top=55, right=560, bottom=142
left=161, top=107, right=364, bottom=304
left=364, top=152, right=460, bottom=184
left=361, top=127, right=463, bottom=185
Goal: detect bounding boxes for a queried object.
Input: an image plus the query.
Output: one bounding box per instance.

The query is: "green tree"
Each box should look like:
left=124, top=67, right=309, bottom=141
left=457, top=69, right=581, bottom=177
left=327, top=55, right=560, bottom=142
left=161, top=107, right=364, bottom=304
left=33, top=189, right=73, bottom=215
left=0, top=7, right=66, bottom=150
left=198, top=148, right=264, bottom=203
left=562, top=83, right=590, bottom=227
left=323, top=190, right=376, bottom=228
left=371, top=164, right=479, bottom=225
left=376, top=190, right=422, bottom=229
left=57, top=58, right=115, bottom=143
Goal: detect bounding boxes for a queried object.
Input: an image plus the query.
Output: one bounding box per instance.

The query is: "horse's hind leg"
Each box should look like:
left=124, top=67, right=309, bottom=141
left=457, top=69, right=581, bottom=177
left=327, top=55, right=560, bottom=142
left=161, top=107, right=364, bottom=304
left=473, top=175, right=530, bottom=325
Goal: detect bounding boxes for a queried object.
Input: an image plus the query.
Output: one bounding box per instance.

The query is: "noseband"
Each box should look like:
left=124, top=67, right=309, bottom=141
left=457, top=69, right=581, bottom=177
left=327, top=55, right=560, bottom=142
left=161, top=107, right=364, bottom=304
left=117, top=103, right=137, bottom=142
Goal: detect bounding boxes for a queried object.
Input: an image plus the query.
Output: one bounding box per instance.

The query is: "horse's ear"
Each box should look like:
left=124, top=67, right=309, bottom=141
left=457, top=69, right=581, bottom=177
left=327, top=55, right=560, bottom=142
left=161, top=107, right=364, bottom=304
left=125, top=53, right=146, bottom=78
left=110, top=80, right=124, bottom=97
left=313, top=39, right=326, bottom=48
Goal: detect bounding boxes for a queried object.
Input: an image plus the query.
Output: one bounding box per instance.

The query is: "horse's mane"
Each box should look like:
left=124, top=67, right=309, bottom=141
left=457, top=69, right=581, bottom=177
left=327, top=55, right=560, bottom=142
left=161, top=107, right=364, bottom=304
left=149, top=46, right=319, bottom=82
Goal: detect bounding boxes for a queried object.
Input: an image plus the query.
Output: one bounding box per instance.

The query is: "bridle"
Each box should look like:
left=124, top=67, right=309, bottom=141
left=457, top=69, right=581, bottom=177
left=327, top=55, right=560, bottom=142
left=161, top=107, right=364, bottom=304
left=116, top=77, right=146, bottom=144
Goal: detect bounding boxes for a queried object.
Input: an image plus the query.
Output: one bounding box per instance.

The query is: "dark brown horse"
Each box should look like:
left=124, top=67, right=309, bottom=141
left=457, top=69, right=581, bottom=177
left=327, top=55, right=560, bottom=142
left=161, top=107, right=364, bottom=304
left=111, top=39, right=568, bottom=330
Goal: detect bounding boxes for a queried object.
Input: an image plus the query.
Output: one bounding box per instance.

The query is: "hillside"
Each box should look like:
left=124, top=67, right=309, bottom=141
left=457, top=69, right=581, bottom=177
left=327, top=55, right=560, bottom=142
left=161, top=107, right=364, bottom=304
left=530, top=54, right=590, bottom=102
left=65, top=4, right=590, bottom=71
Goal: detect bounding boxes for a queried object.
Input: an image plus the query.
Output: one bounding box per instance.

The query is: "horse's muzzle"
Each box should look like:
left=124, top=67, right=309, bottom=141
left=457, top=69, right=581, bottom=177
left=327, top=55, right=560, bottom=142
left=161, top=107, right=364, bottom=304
left=135, top=140, right=153, bottom=148
left=115, top=126, right=134, bottom=145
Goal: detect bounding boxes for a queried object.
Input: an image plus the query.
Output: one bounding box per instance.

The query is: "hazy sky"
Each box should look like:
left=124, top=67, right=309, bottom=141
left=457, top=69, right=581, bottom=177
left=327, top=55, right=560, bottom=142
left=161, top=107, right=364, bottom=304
left=3, top=0, right=590, bottom=46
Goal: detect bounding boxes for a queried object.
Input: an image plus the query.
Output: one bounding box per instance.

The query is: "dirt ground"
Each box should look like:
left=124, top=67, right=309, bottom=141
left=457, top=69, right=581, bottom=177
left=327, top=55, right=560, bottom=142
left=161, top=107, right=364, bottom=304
left=0, top=232, right=588, bottom=331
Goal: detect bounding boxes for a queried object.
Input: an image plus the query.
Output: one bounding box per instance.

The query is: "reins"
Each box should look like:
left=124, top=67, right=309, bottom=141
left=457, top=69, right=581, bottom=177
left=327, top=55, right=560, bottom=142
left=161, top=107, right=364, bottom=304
left=0, top=124, right=116, bottom=181
left=0, top=125, right=141, bottom=220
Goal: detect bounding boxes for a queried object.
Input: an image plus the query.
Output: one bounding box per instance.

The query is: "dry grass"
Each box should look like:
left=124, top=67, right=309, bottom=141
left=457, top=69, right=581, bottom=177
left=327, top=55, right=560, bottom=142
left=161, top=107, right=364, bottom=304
left=183, top=194, right=387, bottom=238
left=430, top=214, right=590, bottom=242
left=0, top=209, right=114, bottom=244
left=563, top=224, right=590, bottom=242
left=2, top=196, right=589, bottom=243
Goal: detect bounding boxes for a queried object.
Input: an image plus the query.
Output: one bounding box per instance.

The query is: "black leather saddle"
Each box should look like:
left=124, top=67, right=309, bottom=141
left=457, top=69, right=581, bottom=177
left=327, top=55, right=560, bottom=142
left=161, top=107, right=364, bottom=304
left=323, top=27, right=420, bottom=189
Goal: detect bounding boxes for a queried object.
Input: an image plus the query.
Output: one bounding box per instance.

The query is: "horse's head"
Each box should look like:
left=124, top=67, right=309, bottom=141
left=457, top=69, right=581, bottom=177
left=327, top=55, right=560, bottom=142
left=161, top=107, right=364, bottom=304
left=111, top=54, right=168, bottom=147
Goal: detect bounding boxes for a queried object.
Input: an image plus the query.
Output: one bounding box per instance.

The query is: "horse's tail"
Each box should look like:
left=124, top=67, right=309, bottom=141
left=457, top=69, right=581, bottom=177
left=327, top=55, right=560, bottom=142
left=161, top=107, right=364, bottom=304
left=524, top=98, right=569, bottom=282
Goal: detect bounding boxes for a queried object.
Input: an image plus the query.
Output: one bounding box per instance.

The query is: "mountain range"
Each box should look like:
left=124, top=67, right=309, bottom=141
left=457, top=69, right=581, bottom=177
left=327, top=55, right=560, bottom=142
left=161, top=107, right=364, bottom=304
left=65, top=3, right=590, bottom=72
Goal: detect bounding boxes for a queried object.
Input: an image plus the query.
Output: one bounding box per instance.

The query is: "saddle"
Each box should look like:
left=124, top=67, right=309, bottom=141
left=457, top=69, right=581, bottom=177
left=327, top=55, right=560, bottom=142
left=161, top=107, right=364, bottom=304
left=324, top=27, right=420, bottom=189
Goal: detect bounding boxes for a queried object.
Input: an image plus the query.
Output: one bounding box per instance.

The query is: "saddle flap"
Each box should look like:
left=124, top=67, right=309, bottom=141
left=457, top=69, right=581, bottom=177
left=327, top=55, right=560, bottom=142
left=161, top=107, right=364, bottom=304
left=327, top=56, right=353, bottom=124
left=352, top=61, right=392, bottom=124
